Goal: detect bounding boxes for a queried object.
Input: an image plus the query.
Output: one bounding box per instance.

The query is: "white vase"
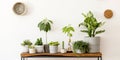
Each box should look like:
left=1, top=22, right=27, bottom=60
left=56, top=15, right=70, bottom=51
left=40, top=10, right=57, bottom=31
left=75, top=49, right=81, bottom=53
left=22, top=45, right=29, bottom=52
left=60, top=49, right=67, bottom=53
left=35, top=45, right=44, bottom=53
left=29, top=48, right=36, bottom=54
left=84, top=36, right=100, bottom=53
left=49, top=46, right=58, bottom=53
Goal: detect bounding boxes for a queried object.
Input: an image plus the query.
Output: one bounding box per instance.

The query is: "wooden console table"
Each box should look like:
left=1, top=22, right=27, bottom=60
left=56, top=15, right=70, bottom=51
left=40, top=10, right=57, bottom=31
left=21, top=52, right=102, bottom=60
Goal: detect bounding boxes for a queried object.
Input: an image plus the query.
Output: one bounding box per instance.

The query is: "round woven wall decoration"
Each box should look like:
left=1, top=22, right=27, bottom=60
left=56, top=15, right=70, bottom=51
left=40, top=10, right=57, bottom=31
left=104, top=9, right=113, bottom=19
left=13, top=2, right=27, bottom=15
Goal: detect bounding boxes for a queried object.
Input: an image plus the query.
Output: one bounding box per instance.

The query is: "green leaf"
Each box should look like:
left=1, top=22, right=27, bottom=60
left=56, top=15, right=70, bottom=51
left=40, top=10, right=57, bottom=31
left=95, top=30, right=105, bottom=35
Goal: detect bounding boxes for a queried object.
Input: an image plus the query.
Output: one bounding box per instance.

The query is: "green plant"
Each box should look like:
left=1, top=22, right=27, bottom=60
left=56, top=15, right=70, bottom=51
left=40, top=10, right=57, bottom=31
left=49, top=41, right=59, bottom=46
left=38, top=18, right=53, bottom=44
left=28, top=45, right=35, bottom=49
left=62, top=41, right=64, bottom=49
left=73, top=41, right=89, bottom=53
left=79, top=11, right=105, bottom=37
left=62, top=24, right=75, bottom=51
left=21, top=40, right=32, bottom=46
left=35, top=38, right=43, bottom=45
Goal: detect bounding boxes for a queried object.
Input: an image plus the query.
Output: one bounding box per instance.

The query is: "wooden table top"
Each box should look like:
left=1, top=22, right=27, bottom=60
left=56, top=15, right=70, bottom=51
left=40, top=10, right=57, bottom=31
left=21, top=52, right=102, bottom=57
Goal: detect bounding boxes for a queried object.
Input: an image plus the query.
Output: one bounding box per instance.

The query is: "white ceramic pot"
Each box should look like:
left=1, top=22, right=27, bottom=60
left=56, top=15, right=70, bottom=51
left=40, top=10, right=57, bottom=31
left=29, top=48, right=36, bottom=54
left=60, top=49, right=67, bottom=53
left=35, top=45, right=44, bottom=53
left=84, top=36, right=100, bottom=53
left=49, top=46, right=58, bottom=53
left=22, top=45, right=29, bottom=52
left=75, top=49, right=81, bottom=53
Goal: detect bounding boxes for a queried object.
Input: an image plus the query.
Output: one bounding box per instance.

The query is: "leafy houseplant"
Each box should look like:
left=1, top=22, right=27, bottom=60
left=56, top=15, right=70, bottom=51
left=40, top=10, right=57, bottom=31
left=62, top=24, right=75, bottom=52
left=78, top=11, right=105, bottom=53
left=21, top=40, right=32, bottom=52
left=73, top=41, right=89, bottom=53
left=21, top=40, right=32, bottom=46
left=79, top=11, right=105, bottom=37
left=38, top=18, right=53, bottom=44
left=38, top=18, right=53, bottom=53
left=35, top=38, right=44, bottom=53
left=49, top=41, right=59, bottom=53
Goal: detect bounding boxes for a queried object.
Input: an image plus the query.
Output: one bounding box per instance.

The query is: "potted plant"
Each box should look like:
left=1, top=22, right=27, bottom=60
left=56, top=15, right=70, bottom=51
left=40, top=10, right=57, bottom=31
left=49, top=41, right=59, bottom=53
left=73, top=41, right=89, bottom=53
left=38, top=18, right=53, bottom=53
left=62, top=24, right=75, bottom=53
left=21, top=40, right=32, bottom=52
left=28, top=45, right=36, bottom=54
left=35, top=37, right=44, bottom=53
left=60, top=41, right=67, bottom=53
left=79, top=11, right=105, bottom=53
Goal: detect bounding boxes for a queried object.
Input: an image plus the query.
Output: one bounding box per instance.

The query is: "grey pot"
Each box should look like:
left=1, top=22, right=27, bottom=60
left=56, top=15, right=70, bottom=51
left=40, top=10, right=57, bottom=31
left=84, top=36, right=100, bottom=53
left=44, top=44, right=49, bottom=53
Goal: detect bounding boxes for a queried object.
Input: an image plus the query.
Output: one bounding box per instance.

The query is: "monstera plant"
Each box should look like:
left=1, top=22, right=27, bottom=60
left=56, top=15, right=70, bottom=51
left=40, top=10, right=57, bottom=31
left=78, top=11, right=105, bottom=53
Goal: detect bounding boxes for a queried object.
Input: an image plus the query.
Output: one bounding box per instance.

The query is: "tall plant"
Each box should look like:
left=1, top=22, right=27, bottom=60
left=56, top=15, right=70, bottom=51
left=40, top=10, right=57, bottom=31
left=38, top=18, right=53, bottom=44
left=62, top=24, right=75, bottom=51
left=79, top=11, right=105, bottom=37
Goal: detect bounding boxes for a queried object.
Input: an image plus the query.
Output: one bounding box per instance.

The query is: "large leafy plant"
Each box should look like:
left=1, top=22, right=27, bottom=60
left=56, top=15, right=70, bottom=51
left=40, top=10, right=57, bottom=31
left=79, top=11, right=105, bottom=37
left=73, top=41, right=89, bottom=53
left=38, top=18, right=53, bottom=44
left=35, top=38, right=43, bottom=45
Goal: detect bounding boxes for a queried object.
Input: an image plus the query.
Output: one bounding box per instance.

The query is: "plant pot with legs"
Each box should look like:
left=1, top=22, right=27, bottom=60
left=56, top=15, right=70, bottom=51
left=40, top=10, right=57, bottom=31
left=38, top=18, right=53, bottom=53
left=79, top=11, right=105, bottom=53
left=49, top=41, right=59, bottom=53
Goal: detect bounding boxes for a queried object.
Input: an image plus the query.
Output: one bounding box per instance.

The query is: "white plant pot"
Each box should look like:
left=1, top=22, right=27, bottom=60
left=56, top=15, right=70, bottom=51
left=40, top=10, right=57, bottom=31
left=75, top=49, right=81, bottom=53
left=49, top=46, right=58, bottom=53
left=60, top=49, right=67, bottom=53
left=22, top=45, right=29, bottom=52
left=29, top=48, right=36, bottom=54
left=35, top=45, right=44, bottom=53
left=84, top=36, right=100, bottom=53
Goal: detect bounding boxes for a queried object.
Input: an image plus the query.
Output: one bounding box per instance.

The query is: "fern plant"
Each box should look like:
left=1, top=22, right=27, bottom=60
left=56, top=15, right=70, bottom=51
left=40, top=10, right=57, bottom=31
left=79, top=11, right=105, bottom=37
left=38, top=18, right=53, bottom=44
left=35, top=38, right=43, bottom=45
left=62, top=24, right=75, bottom=51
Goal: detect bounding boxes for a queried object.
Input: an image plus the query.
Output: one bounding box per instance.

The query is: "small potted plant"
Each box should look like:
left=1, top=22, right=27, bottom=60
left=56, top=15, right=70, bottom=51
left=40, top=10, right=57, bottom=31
left=21, top=40, right=32, bottom=52
left=73, top=41, right=89, bottom=53
left=38, top=18, right=53, bottom=53
left=60, top=41, right=67, bottom=53
left=28, top=45, right=36, bottom=54
left=62, top=24, right=75, bottom=53
left=49, top=41, right=59, bottom=53
left=79, top=11, right=105, bottom=53
left=35, top=37, right=44, bottom=53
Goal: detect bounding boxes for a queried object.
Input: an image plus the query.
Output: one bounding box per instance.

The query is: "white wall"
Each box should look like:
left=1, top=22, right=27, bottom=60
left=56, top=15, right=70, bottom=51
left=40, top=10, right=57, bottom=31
left=0, top=0, right=120, bottom=60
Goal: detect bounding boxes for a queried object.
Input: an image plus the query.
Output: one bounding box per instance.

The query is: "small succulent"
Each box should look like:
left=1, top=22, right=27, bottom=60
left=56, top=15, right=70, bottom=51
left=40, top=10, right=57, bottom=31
left=49, top=41, right=59, bottom=46
left=35, top=38, right=43, bottom=45
left=21, top=40, right=32, bottom=46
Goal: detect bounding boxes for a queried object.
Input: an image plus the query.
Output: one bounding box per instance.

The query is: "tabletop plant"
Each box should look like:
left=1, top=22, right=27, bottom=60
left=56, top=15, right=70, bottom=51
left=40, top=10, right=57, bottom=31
left=35, top=38, right=43, bottom=46
left=21, top=40, right=32, bottom=46
left=62, top=24, right=75, bottom=52
left=79, top=11, right=105, bottom=37
left=38, top=18, right=53, bottom=44
left=49, top=41, right=60, bottom=46
left=73, top=40, right=89, bottom=53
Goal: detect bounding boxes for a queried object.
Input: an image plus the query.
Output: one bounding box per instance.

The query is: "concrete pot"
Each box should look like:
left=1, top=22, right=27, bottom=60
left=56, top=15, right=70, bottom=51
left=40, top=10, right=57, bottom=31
left=49, top=46, right=58, bottom=53
left=75, top=49, right=81, bottom=53
left=35, top=45, right=44, bottom=53
left=29, top=48, right=36, bottom=54
left=84, top=36, right=100, bottom=53
left=60, top=49, right=67, bottom=53
left=22, top=45, right=28, bottom=52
